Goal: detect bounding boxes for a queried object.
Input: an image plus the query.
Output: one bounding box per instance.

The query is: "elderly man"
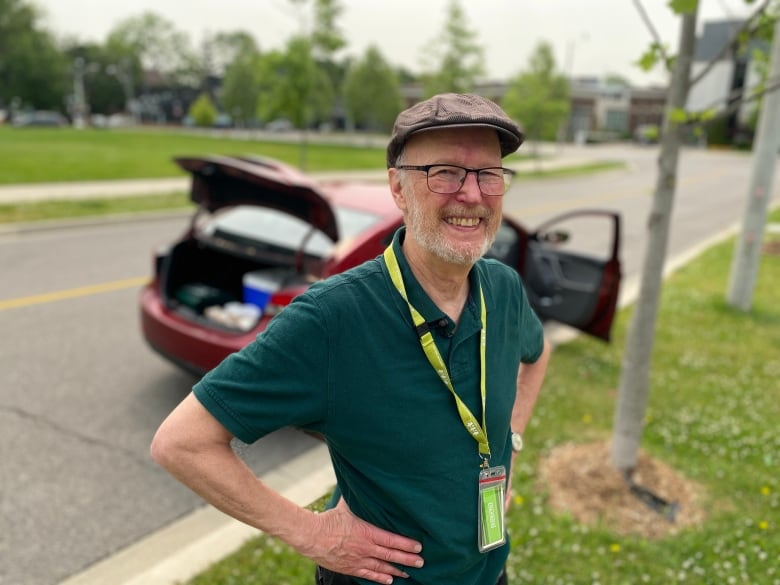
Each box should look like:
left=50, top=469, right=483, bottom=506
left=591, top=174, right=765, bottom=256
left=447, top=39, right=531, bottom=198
left=151, top=93, right=550, bottom=585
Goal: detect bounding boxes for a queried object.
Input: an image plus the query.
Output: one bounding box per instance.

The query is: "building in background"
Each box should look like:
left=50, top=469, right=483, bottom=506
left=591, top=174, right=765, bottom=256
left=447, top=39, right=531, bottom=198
left=687, top=19, right=767, bottom=146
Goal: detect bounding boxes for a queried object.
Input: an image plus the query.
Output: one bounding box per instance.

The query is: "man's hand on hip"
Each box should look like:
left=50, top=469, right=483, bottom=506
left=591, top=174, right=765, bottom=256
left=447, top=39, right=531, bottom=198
left=299, top=498, right=424, bottom=585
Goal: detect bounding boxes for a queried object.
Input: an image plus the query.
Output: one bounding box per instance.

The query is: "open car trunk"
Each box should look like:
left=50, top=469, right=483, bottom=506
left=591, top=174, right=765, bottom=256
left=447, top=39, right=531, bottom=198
left=158, top=220, right=324, bottom=332
left=156, top=155, right=344, bottom=331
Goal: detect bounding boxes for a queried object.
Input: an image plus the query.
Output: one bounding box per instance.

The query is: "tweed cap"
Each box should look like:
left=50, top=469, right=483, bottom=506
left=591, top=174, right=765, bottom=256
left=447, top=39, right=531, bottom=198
left=386, top=93, right=524, bottom=168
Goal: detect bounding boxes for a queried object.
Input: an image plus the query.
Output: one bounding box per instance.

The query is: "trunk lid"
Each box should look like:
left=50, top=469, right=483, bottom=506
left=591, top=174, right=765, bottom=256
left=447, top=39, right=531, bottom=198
left=175, top=155, right=340, bottom=242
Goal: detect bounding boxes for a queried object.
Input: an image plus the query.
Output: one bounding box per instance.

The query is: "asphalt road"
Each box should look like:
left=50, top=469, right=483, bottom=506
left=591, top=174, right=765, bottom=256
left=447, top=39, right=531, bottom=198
left=1, top=144, right=778, bottom=585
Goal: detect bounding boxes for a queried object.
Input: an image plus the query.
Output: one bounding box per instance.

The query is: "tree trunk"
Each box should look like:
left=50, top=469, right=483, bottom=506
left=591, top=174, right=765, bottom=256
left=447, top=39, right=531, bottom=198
left=726, top=16, right=780, bottom=311
left=610, top=5, right=699, bottom=473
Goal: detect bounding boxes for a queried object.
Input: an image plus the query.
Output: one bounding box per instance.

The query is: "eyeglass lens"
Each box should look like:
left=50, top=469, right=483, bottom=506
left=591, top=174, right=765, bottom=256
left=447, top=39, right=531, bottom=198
left=427, top=165, right=509, bottom=195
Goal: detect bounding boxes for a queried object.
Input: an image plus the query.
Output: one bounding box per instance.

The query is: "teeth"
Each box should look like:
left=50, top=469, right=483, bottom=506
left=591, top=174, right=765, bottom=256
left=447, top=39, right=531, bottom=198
left=447, top=217, right=480, bottom=227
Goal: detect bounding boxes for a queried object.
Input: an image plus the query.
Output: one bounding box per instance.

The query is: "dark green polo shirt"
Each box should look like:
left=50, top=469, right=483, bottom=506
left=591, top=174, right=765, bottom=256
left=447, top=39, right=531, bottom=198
left=194, top=228, right=544, bottom=584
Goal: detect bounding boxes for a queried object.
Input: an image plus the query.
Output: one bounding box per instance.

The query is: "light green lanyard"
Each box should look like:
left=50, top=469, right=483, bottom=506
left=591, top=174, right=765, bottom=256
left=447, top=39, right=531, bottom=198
left=383, top=245, right=491, bottom=462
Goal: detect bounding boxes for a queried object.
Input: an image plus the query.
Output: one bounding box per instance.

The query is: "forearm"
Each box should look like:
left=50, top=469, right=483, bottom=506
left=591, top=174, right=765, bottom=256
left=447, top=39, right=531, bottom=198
left=511, top=338, right=551, bottom=433
left=151, top=393, right=424, bottom=582
left=158, top=440, right=313, bottom=546
left=150, top=394, right=314, bottom=550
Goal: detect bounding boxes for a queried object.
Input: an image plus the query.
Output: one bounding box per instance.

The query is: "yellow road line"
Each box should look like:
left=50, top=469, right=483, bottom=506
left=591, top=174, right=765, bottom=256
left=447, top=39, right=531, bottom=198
left=0, top=276, right=150, bottom=311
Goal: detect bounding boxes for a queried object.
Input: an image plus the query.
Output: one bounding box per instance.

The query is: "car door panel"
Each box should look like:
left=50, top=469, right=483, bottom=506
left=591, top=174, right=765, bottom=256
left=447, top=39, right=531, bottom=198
left=524, top=245, right=604, bottom=327
left=502, top=209, right=622, bottom=341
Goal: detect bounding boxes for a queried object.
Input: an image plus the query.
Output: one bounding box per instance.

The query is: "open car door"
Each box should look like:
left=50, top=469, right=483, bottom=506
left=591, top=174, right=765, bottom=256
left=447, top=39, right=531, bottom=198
left=518, top=209, right=621, bottom=341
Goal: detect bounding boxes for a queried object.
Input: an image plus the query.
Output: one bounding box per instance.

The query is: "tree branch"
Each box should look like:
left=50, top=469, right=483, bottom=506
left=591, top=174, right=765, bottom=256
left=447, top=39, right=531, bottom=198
left=688, top=0, right=773, bottom=89
left=690, top=75, right=780, bottom=127
left=633, top=0, right=671, bottom=65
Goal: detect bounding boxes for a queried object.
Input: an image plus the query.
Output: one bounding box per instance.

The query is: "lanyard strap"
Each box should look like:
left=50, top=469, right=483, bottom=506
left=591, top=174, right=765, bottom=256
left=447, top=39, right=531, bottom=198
left=383, top=245, right=491, bottom=459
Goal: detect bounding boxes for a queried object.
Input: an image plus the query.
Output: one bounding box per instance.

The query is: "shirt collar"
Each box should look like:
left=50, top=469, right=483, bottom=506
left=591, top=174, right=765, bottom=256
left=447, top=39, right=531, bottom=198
left=387, top=227, right=486, bottom=338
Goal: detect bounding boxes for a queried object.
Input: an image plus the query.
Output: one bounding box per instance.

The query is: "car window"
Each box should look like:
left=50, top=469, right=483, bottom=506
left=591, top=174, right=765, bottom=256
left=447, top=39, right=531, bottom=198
left=205, top=205, right=381, bottom=258
left=485, top=221, right=520, bottom=265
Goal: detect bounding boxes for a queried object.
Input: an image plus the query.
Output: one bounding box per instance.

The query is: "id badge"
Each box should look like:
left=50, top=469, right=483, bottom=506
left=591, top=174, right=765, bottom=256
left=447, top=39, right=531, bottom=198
left=477, top=465, right=507, bottom=552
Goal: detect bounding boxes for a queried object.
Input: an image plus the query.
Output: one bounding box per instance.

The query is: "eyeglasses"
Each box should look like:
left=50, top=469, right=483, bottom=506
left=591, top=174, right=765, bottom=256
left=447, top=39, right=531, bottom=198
left=395, top=164, right=515, bottom=196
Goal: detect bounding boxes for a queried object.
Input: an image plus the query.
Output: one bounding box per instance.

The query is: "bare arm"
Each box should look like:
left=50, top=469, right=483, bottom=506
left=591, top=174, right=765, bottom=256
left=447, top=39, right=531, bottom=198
left=506, top=338, right=551, bottom=509
left=511, top=338, right=551, bottom=435
left=150, top=393, right=423, bottom=584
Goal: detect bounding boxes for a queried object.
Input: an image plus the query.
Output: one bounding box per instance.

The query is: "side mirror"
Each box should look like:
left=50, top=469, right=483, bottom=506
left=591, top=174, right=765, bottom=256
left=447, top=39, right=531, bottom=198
left=537, top=230, right=570, bottom=245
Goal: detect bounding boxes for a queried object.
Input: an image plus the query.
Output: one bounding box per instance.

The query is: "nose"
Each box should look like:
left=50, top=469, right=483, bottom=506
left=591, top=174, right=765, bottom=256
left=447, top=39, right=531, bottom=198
left=456, top=170, right=483, bottom=202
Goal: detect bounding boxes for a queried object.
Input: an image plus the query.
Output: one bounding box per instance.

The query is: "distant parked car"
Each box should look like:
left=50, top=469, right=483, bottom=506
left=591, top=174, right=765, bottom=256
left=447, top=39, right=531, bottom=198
left=140, top=155, right=622, bottom=375
left=12, top=110, right=67, bottom=127
left=264, top=118, right=294, bottom=132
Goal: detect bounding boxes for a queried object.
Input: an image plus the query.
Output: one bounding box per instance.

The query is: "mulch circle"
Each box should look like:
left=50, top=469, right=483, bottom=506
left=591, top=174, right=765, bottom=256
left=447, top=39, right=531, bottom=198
left=538, top=441, right=709, bottom=539
left=762, top=240, right=780, bottom=256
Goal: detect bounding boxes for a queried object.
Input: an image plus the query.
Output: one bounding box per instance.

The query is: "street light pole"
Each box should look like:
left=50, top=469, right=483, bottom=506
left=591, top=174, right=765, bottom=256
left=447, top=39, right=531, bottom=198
left=106, top=59, right=137, bottom=124
left=72, top=57, right=88, bottom=129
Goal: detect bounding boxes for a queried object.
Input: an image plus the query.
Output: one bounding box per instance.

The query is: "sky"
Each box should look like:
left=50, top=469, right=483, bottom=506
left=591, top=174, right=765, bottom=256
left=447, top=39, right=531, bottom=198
left=32, top=0, right=757, bottom=87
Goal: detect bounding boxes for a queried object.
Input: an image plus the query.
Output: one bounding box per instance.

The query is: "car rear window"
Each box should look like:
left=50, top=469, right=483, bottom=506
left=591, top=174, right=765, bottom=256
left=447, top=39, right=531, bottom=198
left=205, top=205, right=381, bottom=258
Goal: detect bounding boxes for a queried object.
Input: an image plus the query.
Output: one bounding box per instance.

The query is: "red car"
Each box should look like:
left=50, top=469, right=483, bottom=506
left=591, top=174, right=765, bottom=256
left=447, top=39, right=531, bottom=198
left=140, top=155, right=621, bottom=376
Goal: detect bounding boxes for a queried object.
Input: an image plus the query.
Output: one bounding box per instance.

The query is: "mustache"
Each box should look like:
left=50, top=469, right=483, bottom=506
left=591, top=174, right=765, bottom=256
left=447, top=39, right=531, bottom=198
left=440, top=205, right=493, bottom=220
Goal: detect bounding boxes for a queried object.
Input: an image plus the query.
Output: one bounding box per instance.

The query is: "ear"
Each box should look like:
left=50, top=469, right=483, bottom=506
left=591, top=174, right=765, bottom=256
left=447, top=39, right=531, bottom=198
left=388, top=168, right=408, bottom=212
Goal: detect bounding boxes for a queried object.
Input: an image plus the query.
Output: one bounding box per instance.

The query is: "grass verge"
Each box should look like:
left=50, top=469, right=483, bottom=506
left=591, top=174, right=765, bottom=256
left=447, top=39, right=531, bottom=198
left=0, top=192, right=192, bottom=224
left=0, top=127, right=389, bottom=183
left=0, top=162, right=623, bottom=226
left=184, top=209, right=780, bottom=585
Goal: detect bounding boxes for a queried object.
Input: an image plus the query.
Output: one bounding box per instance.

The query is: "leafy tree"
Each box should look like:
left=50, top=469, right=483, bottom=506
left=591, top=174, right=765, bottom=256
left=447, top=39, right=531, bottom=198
left=0, top=0, right=69, bottom=111
left=420, top=0, right=485, bottom=96
left=310, top=0, right=346, bottom=58
left=188, top=92, right=217, bottom=127
left=221, top=51, right=262, bottom=127
left=502, top=42, right=570, bottom=143
left=612, top=0, right=778, bottom=477
left=343, top=45, right=404, bottom=132
left=106, top=12, right=199, bottom=86
left=284, top=0, right=346, bottom=126
left=199, top=31, right=260, bottom=78
left=612, top=1, right=699, bottom=476
left=257, top=37, right=333, bottom=129
left=64, top=43, right=130, bottom=116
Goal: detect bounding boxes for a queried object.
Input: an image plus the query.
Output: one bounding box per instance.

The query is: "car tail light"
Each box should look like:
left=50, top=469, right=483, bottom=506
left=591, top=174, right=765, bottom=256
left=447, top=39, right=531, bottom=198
left=263, top=286, right=309, bottom=316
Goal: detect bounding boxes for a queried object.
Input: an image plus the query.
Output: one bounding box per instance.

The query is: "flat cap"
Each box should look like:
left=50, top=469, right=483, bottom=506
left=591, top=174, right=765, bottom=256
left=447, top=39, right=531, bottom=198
left=386, top=93, right=524, bottom=168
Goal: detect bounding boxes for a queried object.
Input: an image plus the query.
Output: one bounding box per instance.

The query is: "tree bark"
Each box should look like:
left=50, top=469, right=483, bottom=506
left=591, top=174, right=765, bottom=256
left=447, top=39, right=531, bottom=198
left=610, top=5, right=699, bottom=473
left=726, top=16, right=780, bottom=311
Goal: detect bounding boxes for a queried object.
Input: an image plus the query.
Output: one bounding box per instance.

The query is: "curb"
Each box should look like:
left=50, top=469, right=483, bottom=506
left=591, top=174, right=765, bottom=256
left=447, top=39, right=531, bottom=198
left=60, top=441, right=335, bottom=585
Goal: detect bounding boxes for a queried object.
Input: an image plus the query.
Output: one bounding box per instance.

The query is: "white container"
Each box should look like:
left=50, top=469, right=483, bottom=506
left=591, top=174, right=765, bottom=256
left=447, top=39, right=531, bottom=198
left=242, top=269, right=287, bottom=310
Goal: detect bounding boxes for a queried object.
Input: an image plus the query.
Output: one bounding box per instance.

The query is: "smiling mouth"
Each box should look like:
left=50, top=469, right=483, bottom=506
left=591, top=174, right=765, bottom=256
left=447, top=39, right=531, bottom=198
left=446, top=216, right=481, bottom=227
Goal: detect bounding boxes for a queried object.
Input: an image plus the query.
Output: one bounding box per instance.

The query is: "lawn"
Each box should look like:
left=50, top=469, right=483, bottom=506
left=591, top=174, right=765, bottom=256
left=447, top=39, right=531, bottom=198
left=0, top=126, right=389, bottom=183
left=0, top=126, right=561, bottom=186
left=0, top=125, right=621, bottom=225
left=184, top=209, right=780, bottom=585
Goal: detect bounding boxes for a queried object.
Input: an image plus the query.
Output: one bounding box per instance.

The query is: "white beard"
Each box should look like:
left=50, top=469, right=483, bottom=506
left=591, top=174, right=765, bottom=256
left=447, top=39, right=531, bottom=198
left=404, top=188, right=497, bottom=266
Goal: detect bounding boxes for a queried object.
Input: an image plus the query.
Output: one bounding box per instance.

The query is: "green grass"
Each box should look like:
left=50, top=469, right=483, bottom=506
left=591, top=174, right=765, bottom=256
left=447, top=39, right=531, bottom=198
left=0, top=127, right=390, bottom=183
left=0, top=126, right=613, bottom=225
left=0, top=192, right=192, bottom=224
left=0, top=163, right=624, bottom=225
left=518, top=160, right=626, bottom=179
left=185, top=209, right=780, bottom=585
left=0, top=126, right=549, bottom=185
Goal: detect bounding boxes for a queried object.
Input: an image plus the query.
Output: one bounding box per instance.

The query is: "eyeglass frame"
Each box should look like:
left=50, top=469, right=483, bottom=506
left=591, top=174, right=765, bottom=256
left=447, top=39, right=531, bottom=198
left=394, top=163, right=516, bottom=196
